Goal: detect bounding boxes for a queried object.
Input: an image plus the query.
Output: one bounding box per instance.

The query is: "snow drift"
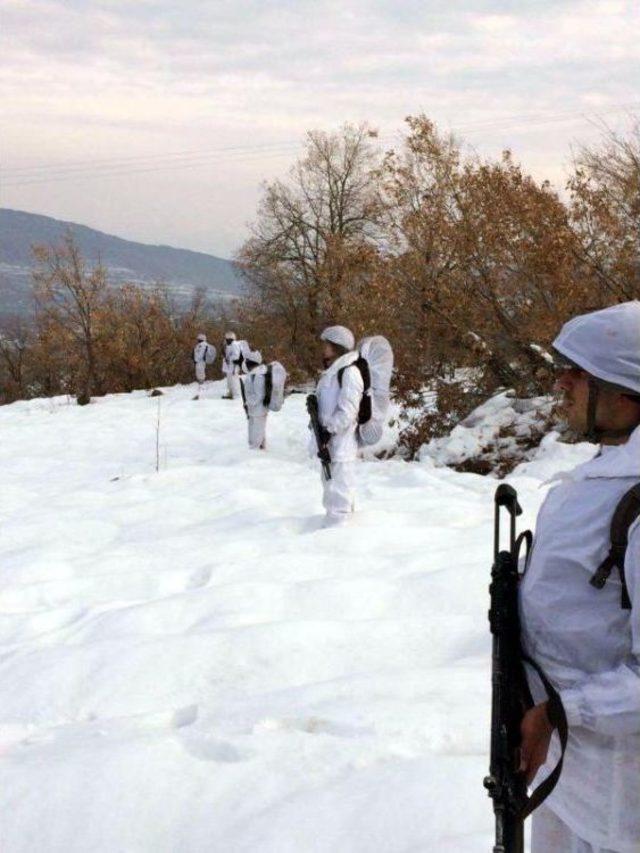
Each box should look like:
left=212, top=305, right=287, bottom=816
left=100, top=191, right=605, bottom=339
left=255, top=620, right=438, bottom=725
left=0, top=382, right=594, bottom=852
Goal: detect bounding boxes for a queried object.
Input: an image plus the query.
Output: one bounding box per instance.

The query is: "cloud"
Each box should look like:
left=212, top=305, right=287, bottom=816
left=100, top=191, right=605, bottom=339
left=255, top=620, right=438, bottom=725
left=1, top=0, right=639, bottom=255
left=4, top=1, right=639, bottom=118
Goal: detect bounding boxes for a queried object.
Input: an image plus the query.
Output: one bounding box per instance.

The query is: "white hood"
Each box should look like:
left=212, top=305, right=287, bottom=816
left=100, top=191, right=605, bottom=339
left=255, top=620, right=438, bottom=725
left=321, top=326, right=355, bottom=352
left=553, top=301, right=640, bottom=395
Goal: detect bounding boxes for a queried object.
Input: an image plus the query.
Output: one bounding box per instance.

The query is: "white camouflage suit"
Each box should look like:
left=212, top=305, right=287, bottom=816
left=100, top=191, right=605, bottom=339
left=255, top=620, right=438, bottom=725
left=193, top=340, right=211, bottom=385
left=241, top=364, right=268, bottom=449
left=222, top=340, right=243, bottom=399
left=521, top=427, right=640, bottom=853
left=313, top=351, right=364, bottom=524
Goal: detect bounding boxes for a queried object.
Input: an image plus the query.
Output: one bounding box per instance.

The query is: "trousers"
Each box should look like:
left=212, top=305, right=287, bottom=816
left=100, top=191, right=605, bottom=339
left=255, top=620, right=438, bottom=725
left=195, top=362, right=206, bottom=383
left=247, top=414, right=267, bottom=449
left=226, top=373, right=241, bottom=399
left=321, top=461, right=356, bottom=522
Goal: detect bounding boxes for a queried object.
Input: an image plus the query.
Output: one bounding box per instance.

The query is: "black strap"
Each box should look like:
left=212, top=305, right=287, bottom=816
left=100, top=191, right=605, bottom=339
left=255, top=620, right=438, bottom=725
left=514, top=530, right=567, bottom=819
left=520, top=655, right=569, bottom=820
left=357, top=356, right=371, bottom=391
left=337, top=358, right=371, bottom=425
left=516, top=530, right=533, bottom=574
left=337, top=357, right=370, bottom=389
left=263, top=365, right=273, bottom=408
left=356, top=358, right=372, bottom=425
left=239, top=377, right=248, bottom=416
left=586, top=378, right=599, bottom=443
left=590, top=482, right=640, bottom=610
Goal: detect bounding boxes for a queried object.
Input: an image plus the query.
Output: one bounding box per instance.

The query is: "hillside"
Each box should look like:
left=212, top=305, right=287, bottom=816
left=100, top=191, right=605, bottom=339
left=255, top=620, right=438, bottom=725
left=0, top=382, right=592, bottom=852
left=0, top=208, right=244, bottom=317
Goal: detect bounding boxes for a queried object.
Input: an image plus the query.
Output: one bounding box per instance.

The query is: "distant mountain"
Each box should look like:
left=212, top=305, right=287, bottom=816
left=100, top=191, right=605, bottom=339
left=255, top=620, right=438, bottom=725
left=0, top=208, right=245, bottom=318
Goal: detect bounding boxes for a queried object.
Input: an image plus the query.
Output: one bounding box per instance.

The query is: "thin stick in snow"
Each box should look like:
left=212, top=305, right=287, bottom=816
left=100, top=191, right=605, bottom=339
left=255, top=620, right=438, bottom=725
left=155, top=397, right=161, bottom=473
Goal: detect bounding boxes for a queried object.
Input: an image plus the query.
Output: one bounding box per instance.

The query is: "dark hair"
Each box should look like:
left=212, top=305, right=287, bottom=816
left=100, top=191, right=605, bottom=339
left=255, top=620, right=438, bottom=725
left=327, top=342, right=348, bottom=357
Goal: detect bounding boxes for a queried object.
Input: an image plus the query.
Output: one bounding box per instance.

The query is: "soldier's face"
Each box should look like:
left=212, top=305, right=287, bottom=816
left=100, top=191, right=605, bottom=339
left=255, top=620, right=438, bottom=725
left=321, top=341, right=337, bottom=368
left=555, top=368, right=630, bottom=436
left=555, top=367, right=590, bottom=432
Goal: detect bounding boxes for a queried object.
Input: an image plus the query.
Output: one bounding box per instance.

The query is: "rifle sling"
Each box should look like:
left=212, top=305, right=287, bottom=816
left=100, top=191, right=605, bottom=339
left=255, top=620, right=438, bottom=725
left=513, top=527, right=569, bottom=817
left=520, top=653, right=569, bottom=820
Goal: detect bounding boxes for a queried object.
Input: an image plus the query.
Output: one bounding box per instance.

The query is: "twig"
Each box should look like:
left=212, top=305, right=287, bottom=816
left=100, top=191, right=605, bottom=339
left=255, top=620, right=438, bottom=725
left=155, top=397, right=161, bottom=473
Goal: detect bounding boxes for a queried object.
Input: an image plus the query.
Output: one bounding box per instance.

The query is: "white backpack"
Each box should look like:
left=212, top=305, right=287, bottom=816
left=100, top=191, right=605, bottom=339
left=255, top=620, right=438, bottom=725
left=236, top=339, right=253, bottom=372
left=263, top=361, right=287, bottom=412
left=338, top=336, right=394, bottom=446
left=204, top=344, right=217, bottom=365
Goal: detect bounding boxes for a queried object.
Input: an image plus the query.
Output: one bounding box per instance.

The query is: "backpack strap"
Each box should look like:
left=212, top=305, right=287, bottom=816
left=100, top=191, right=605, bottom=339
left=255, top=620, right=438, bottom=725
left=590, top=482, right=640, bottom=610
left=357, top=356, right=371, bottom=391
left=338, top=358, right=371, bottom=427
left=355, top=357, right=372, bottom=424
left=337, top=357, right=370, bottom=390
left=239, top=376, right=248, bottom=416
left=263, top=365, right=273, bottom=408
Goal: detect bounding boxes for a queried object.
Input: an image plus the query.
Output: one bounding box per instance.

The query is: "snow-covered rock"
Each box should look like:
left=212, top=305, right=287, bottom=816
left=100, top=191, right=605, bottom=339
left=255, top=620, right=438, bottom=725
left=419, top=391, right=587, bottom=476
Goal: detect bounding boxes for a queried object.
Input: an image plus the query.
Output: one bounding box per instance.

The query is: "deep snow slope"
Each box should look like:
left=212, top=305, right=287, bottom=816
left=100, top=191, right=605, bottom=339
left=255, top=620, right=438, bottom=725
left=0, top=383, right=592, bottom=853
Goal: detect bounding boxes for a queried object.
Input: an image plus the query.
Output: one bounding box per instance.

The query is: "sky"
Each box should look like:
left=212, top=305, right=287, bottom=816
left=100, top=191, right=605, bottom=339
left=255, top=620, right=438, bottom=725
left=1, top=0, right=639, bottom=259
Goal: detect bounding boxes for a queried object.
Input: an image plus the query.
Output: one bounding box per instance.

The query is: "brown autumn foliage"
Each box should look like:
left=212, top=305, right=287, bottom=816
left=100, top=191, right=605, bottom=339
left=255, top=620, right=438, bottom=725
left=235, top=115, right=639, bottom=457
left=376, top=119, right=592, bottom=452
left=568, top=120, right=640, bottom=302
left=0, top=234, right=229, bottom=404
left=1, top=115, right=638, bottom=469
left=235, top=124, right=389, bottom=380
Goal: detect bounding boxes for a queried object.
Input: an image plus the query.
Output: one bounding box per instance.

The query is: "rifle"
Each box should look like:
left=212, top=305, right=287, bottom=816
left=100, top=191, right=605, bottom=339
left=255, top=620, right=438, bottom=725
left=306, top=393, right=332, bottom=481
left=484, top=484, right=531, bottom=853
left=239, top=377, right=249, bottom=419
left=484, top=485, right=569, bottom=853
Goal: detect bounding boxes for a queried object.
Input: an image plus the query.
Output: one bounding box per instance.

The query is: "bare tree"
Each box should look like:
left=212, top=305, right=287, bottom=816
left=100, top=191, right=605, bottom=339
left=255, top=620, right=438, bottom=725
left=569, top=119, right=640, bottom=300
left=237, top=124, right=384, bottom=371
left=0, top=319, right=29, bottom=400
left=32, top=232, right=107, bottom=400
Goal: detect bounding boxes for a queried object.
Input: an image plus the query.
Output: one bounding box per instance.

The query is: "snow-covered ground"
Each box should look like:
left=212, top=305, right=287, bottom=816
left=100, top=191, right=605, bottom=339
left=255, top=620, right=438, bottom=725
left=0, top=382, right=593, bottom=853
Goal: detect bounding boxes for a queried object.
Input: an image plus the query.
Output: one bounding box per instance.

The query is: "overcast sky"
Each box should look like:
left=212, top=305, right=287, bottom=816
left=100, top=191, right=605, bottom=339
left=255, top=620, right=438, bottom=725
left=1, top=0, right=639, bottom=258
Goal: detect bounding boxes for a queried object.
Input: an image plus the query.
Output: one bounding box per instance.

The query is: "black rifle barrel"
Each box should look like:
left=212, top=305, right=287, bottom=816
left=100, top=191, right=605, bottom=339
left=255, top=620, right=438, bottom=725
left=484, top=484, right=527, bottom=853
left=306, top=393, right=332, bottom=481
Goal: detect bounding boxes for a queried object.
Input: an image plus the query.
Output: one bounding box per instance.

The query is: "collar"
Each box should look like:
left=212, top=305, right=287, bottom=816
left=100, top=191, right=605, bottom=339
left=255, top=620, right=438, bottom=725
left=568, top=424, right=640, bottom=481
left=321, top=350, right=359, bottom=378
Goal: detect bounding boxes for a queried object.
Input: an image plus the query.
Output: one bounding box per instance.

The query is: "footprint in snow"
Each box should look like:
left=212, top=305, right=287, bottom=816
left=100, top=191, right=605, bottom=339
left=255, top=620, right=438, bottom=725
left=178, top=731, right=249, bottom=763
left=171, top=705, right=251, bottom=763
left=185, top=566, right=212, bottom=590
left=171, top=704, right=199, bottom=729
